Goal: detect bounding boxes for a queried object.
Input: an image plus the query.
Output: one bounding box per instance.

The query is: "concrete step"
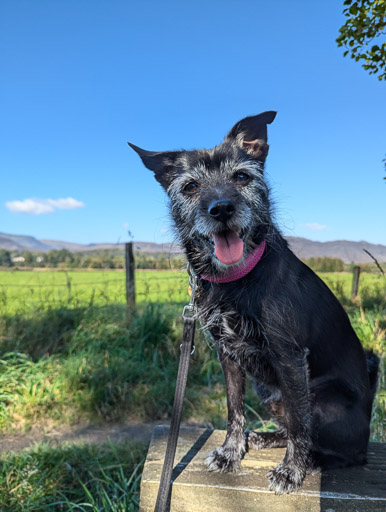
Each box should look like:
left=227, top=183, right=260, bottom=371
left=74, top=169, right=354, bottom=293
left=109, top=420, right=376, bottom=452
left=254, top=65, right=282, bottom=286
left=140, top=425, right=386, bottom=512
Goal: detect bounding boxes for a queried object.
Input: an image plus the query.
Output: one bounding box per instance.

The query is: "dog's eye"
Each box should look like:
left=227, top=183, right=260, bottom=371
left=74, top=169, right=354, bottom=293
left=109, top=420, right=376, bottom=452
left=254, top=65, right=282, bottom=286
left=234, top=172, right=251, bottom=184
left=183, top=182, right=199, bottom=195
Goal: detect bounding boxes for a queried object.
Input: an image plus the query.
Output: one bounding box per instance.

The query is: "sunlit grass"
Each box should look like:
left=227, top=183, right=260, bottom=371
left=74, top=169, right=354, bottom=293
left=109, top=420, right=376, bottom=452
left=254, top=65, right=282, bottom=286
left=0, top=270, right=189, bottom=314
left=0, top=439, right=146, bottom=511
left=0, top=269, right=384, bottom=510
left=0, top=269, right=384, bottom=315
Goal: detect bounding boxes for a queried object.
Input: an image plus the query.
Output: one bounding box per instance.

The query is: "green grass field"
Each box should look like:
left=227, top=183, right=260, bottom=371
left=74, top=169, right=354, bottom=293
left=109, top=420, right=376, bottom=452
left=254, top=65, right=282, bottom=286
left=0, top=269, right=384, bottom=314
left=0, top=269, right=384, bottom=510
left=0, top=270, right=188, bottom=314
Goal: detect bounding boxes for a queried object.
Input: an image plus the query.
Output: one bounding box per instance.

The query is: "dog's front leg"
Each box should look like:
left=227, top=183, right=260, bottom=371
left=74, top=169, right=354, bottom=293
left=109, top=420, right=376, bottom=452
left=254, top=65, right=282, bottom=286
left=205, top=348, right=246, bottom=472
left=267, top=350, right=311, bottom=494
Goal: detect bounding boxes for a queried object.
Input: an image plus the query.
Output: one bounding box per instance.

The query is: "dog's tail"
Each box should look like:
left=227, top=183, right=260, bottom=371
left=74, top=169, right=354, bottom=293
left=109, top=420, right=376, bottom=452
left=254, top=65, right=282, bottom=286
left=365, top=350, right=380, bottom=401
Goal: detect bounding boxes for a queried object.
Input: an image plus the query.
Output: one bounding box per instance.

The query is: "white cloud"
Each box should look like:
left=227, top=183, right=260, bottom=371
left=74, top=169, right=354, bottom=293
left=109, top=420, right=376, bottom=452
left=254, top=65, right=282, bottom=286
left=6, top=199, right=55, bottom=215
left=304, top=222, right=327, bottom=231
left=5, top=197, right=85, bottom=215
left=47, top=198, right=84, bottom=210
left=160, top=227, right=169, bottom=233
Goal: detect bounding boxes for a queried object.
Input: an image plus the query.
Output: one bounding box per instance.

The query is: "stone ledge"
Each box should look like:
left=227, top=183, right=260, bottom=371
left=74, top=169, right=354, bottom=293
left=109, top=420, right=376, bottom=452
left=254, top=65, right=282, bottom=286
left=140, top=426, right=386, bottom=512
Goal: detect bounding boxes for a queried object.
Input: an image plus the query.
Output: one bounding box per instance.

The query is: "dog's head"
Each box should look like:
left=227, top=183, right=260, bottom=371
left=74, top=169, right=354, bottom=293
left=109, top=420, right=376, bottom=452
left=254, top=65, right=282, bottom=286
left=129, top=111, right=276, bottom=275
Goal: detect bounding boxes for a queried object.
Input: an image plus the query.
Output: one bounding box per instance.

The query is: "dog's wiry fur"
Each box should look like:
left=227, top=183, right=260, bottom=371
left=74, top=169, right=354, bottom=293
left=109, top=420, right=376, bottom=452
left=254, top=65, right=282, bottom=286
left=129, top=112, right=379, bottom=494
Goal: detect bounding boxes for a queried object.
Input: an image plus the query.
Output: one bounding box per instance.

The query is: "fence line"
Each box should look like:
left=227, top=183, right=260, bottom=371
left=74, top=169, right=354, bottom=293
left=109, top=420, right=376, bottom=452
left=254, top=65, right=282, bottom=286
left=125, top=242, right=135, bottom=308
left=0, top=268, right=189, bottom=313
left=0, top=279, right=124, bottom=287
left=0, top=274, right=185, bottom=288
left=0, top=266, right=374, bottom=315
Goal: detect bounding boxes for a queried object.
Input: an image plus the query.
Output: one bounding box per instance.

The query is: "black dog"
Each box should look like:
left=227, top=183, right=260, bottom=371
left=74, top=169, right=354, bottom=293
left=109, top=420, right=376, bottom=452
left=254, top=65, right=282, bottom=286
left=129, top=112, right=379, bottom=494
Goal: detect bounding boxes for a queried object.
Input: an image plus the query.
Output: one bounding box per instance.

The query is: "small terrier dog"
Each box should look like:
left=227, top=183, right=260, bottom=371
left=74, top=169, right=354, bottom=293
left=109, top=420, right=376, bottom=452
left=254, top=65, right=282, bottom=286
left=129, top=112, right=379, bottom=494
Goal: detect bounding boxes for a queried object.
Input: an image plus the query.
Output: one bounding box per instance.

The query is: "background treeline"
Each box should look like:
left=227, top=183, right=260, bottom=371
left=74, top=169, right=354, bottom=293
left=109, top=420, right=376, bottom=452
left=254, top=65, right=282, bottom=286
left=302, top=257, right=344, bottom=272
left=302, top=256, right=382, bottom=273
left=0, top=248, right=383, bottom=272
left=0, top=248, right=186, bottom=270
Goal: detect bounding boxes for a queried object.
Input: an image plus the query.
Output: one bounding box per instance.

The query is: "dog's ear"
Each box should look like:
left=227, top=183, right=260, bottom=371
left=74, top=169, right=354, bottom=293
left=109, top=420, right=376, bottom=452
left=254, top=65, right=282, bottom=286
left=128, top=143, right=181, bottom=189
left=226, top=111, right=277, bottom=161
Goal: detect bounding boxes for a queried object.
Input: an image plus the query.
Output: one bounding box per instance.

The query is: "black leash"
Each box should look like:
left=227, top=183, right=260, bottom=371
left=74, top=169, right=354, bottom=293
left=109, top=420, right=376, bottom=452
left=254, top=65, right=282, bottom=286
left=154, top=268, right=198, bottom=512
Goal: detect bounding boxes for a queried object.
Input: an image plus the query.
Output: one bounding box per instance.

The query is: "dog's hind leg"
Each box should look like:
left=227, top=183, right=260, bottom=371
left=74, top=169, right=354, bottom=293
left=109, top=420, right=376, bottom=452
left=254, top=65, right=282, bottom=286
left=309, top=379, right=371, bottom=471
left=247, top=429, right=288, bottom=450
left=247, top=386, right=288, bottom=450
left=205, top=348, right=247, bottom=472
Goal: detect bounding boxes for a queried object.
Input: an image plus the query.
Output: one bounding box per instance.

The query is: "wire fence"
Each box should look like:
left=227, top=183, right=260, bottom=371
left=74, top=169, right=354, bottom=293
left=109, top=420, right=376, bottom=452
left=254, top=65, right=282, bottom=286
left=0, top=266, right=384, bottom=316
left=0, top=270, right=190, bottom=314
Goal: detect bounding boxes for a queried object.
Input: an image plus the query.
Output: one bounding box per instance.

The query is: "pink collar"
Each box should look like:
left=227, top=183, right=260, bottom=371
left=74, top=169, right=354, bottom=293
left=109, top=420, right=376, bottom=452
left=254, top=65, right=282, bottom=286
left=201, top=240, right=266, bottom=283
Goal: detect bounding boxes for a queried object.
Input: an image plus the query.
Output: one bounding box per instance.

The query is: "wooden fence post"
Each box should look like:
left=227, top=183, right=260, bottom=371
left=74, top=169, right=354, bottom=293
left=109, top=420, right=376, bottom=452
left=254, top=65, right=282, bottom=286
left=351, top=265, right=360, bottom=299
left=125, top=242, right=135, bottom=308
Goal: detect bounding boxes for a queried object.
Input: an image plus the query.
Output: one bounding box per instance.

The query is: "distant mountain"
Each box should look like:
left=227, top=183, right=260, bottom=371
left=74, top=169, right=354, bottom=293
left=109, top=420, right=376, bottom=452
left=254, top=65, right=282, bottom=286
left=40, top=239, right=181, bottom=254
left=285, top=237, right=386, bottom=264
left=0, top=232, right=385, bottom=263
left=0, top=233, right=180, bottom=255
left=39, top=239, right=93, bottom=252
left=0, top=233, right=49, bottom=252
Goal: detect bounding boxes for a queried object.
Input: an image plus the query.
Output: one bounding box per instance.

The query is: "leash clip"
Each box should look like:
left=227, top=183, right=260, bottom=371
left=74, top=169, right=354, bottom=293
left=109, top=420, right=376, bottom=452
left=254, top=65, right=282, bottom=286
left=182, top=304, right=197, bottom=320
left=182, top=264, right=198, bottom=320
left=180, top=343, right=195, bottom=355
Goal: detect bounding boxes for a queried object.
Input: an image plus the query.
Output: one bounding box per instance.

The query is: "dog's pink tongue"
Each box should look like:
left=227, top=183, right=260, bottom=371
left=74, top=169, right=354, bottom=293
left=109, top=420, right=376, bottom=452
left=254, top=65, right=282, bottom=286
left=213, top=230, right=244, bottom=265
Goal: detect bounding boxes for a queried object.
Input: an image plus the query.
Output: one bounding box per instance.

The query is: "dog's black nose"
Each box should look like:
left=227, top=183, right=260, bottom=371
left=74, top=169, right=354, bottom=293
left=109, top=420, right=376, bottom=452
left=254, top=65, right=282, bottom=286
left=208, top=199, right=235, bottom=222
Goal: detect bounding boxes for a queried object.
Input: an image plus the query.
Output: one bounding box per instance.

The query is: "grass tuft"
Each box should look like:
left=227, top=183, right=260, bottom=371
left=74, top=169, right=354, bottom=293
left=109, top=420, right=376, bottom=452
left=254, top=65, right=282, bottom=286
left=0, top=439, right=146, bottom=511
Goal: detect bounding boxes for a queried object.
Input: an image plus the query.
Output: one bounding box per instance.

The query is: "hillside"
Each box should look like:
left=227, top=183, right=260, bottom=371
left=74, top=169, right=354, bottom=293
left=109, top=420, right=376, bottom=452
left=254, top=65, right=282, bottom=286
left=285, top=237, right=386, bottom=264
left=1, top=232, right=385, bottom=263
left=0, top=233, right=180, bottom=255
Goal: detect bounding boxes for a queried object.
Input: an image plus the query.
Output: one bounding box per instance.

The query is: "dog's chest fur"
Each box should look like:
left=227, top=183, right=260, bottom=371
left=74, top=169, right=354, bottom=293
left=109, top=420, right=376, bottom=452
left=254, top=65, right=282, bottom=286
left=197, top=284, right=276, bottom=384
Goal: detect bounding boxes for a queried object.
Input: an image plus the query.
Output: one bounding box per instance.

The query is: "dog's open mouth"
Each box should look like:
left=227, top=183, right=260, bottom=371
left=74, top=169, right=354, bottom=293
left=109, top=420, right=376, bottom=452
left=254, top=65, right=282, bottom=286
left=212, top=230, right=244, bottom=265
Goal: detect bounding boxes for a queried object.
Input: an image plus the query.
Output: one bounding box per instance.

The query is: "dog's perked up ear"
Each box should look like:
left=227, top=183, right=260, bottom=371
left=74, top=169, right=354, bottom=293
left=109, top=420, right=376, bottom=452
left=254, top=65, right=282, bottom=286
left=128, top=142, right=182, bottom=189
left=226, top=111, right=277, bottom=162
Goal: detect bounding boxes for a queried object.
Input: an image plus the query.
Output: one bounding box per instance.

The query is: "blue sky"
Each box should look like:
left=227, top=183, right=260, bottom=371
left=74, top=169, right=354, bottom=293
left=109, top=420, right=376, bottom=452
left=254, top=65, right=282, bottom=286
left=1, top=0, right=385, bottom=246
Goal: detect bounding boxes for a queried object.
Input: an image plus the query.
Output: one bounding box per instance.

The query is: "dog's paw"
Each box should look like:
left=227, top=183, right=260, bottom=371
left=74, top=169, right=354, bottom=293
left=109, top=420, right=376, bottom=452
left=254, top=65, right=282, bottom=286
left=267, top=462, right=305, bottom=494
left=205, top=446, right=242, bottom=473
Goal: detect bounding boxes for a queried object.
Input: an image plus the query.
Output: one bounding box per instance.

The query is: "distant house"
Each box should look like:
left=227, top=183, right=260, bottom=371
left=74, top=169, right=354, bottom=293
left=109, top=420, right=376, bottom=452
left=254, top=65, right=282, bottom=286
left=12, top=256, right=25, bottom=263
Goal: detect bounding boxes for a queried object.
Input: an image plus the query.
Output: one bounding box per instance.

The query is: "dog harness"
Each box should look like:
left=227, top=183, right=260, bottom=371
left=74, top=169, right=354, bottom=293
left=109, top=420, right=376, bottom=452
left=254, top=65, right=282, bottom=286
left=201, top=240, right=266, bottom=283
